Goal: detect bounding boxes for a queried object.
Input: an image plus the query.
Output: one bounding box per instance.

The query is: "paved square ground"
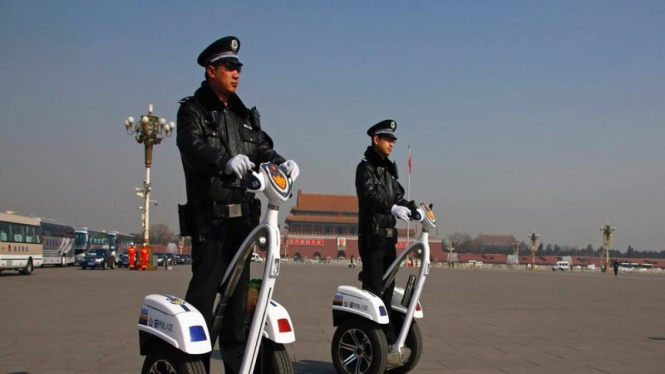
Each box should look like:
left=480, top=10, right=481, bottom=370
left=1, top=263, right=664, bottom=373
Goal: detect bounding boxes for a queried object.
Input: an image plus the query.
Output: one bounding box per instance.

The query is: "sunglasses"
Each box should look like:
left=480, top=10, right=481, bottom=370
left=222, top=62, right=242, bottom=73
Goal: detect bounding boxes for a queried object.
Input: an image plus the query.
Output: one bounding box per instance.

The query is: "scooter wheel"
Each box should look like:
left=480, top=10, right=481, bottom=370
left=141, top=342, right=206, bottom=374
left=331, top=317, right=388, bottom=374
left=389, top=317, right=423, bottom=374
left=254, top=340, right=293, bottom=374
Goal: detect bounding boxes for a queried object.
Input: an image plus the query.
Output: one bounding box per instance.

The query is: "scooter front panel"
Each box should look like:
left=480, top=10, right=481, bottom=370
left=138, top=294, right=212, bottom=355
left=332, top=286, right=390, bottom=325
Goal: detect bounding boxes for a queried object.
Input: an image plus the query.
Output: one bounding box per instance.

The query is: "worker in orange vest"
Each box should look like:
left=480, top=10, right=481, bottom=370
left=140, top=245, right=149, bottom=270
left=128, top=244, right=137, bottom=270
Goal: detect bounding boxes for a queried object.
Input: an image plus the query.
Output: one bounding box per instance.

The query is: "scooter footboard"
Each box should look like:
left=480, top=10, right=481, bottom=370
left=263, top=300, right=295, bottom=344
left=138, top=294, right=212, bottom=355
left=332, top=286, right=390, bottom=326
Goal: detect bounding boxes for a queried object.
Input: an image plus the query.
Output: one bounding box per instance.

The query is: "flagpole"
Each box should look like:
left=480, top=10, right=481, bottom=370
left=407, top=146, right=411, bottom=246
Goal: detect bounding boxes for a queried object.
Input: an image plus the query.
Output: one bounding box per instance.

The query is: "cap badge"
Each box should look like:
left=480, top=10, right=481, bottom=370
left=231, top=39, right=239, bottom=51
left=390, top=121, right=396, bottom=130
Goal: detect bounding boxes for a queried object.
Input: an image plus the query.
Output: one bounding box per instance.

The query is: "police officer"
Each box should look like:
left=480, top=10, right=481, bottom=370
left=176, top=36, right=299, bottom=374
left=355, top=119, right=413, bottom=343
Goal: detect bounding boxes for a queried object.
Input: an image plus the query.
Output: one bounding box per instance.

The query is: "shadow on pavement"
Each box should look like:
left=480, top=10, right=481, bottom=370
left=293, top=360, right=336, bottom=374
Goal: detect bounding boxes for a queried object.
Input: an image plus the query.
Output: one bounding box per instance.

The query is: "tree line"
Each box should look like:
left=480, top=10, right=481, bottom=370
left=443, top=232, right=665, bottom=259
left=129, top=223, right=179, bottom=246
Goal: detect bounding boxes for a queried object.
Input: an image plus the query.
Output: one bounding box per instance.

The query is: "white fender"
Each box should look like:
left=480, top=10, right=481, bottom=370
left=263, top=300, right=295, bottom=344
left=390, top=287, right=424, bottom=318
left=138, top=294, right=211, bottom=355
left=333, top=286, right=390, bottom=324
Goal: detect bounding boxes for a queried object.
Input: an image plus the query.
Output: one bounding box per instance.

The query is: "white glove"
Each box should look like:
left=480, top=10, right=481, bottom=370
left=391, top=205, right=411, bottom=221
left=279, top=160, right=300, bottom=181
left=224, top=154, right=255, bottom=179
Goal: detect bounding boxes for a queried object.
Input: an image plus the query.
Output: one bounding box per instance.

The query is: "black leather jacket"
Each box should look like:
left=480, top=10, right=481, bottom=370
left=356, top=147, right=408, bottom=237
left=176, top=81, right=285, bottom=205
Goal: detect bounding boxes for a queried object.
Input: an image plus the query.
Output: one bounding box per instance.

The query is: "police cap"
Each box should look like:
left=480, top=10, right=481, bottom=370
left=197, top=36, right=243, bottom=67
left=367, top=119, right=397, bottom=140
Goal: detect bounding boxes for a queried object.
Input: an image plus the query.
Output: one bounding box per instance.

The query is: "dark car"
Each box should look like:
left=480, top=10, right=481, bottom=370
left=116, top=253, right=129, bottom=268
left=165, top=253, right=175, bottom=266
left=81, top=249, right=114, bottom=270
left=155, top=253, right=174, bottom=267
left=155, top=253, right=164, bottom=266
left=176, top=254, right=192, bottom=265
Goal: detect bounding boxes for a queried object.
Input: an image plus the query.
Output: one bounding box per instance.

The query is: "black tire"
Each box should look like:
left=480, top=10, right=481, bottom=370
left=81, top=263, right=87, bottom=270
left=19, top=259, right=33, bottom=275
left=388, top=317, right=422, bottom=374
left=141, top=342, right=206, bottom=374
left=332, top=317, right=388, bottom=374
left=253, top=340, right=293, bottom=374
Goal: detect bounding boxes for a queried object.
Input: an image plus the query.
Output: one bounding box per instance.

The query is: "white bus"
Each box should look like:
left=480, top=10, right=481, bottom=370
left=108, top=231, right=134, bottom=255
left=0, top=212, right=44, bottom=275
left=73, top=227, right=108, bottom=264
left=41, top=220, right=75, bottom=266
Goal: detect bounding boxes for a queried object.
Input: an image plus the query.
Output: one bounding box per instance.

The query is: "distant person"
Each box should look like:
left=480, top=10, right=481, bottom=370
left=140, top=245, right=148, bottom=270
left=128, top=243, right=136, bottom=269
left=355, top=119, right=413, bottom=344
left=176, top=36, right=299, bottom=374
left=613, top=260, right=619, bottom=276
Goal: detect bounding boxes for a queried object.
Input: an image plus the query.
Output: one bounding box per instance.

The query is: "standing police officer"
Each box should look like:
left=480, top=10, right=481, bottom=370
left=176, top=36, right=299, bottom=374
left=355, top=119, right=412, bottom=343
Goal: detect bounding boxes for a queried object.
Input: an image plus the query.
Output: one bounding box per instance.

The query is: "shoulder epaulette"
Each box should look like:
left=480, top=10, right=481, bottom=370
left=178, top=96, right=194, bottom=105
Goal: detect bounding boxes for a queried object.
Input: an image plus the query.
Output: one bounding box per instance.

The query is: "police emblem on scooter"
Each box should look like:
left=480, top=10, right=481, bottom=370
left=331, top=202, right=436, bottom=374
left=137, top=162, right=296, bottom=374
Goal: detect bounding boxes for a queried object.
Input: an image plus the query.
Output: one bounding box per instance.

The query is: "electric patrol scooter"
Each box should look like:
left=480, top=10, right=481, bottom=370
left=137, top=162, right=296, bottom=374
left=331, top=202, right=436, bottom=374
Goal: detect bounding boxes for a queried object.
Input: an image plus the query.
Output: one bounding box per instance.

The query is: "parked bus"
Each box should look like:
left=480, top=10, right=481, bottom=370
left=73, top=227, right=109, bottom=264
left=0, top=212, right=43, bottom=275
left=40, top=220, right=75, bottom=266
left=108, top=232, right=134, bottom=254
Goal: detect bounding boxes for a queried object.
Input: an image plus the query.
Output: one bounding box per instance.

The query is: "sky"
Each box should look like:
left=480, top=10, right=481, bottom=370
left=1, top=1, right=664, bottom=251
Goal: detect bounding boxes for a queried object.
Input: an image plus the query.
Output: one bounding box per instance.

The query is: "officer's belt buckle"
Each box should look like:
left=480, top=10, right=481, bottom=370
left=386, top=229, right=393, bottom=237
left=227, top=204, right=242, bottom=218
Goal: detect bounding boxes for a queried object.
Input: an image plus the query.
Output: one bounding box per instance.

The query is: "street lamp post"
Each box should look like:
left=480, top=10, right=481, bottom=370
left=528, top=232, right=540, bottom=271
left=445, top=240, right=456, bottom=268
left=283, top=231, right=289, bottom=259
left=512, top=241, right=521, bottom=266
left=125, top=104, right=174, bottom=270
left=600, top=222, right=616, bottom=274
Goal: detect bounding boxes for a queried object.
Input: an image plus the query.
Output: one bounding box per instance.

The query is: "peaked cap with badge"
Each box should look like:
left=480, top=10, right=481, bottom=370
left=367, top=119, right=397, bottom=140
left=197, top=36, right=243, bottom=67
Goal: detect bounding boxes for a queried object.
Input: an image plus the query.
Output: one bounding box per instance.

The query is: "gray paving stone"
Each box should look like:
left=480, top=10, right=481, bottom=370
left=1, top=263, right=664, bottom=373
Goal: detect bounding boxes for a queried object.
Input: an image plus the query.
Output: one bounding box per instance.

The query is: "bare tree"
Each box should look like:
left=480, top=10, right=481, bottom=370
left=150, top=223, right=177, bottom=245
left=448, top=232, right=475, bottom=253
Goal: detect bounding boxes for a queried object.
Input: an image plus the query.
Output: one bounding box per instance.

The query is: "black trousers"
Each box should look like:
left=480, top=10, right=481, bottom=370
left=358, top=234, right=397, bottom=319
left=185, top=215, right=253, bottom=374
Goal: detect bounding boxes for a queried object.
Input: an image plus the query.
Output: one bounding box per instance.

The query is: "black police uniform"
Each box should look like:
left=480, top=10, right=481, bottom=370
left=176, top=36, right=285, bottom=374
left=355, top=120, right=410, bottom=340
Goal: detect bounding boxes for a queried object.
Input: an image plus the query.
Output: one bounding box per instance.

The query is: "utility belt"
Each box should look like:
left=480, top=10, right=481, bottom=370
left=370, top=226, right=395, bottom=238
left=178, top=198, right=261, bottom=242
left=208, top=201, right=252, bottom=219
